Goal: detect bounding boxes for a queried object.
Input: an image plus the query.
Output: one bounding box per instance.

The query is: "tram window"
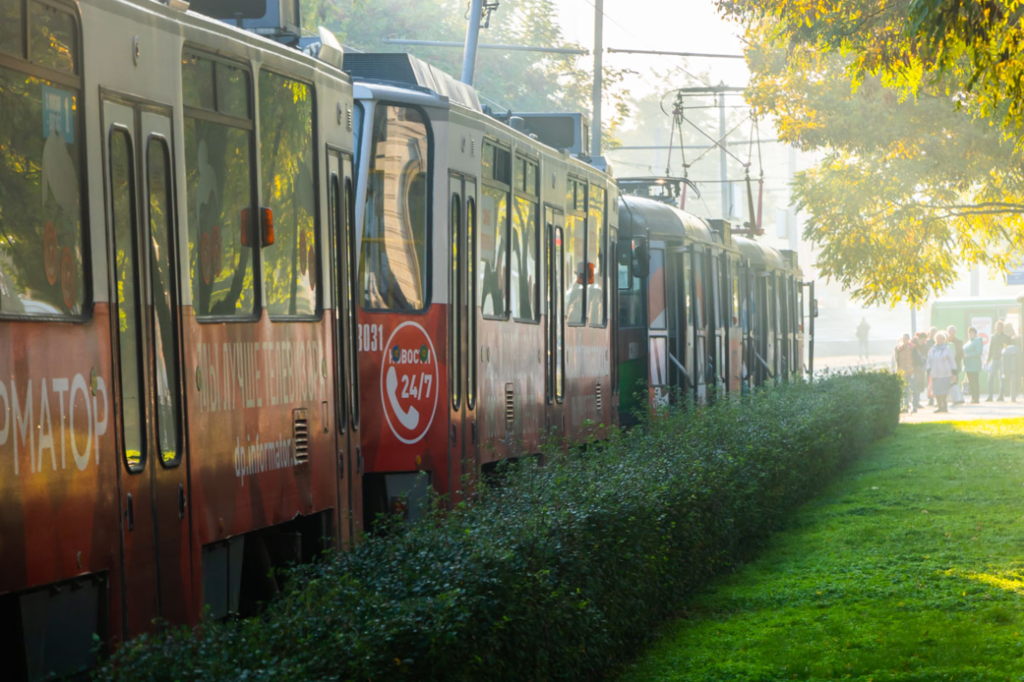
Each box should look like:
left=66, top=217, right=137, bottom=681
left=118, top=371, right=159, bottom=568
left=148, top=138, right=182, bottom=468
left=360, top=105, right=430, bottom=311
left=450, top=192, right=461, bottom=410
left=693, top=254, right=705, bottom=330
left=466, top=196, right=477, bottom=408
left=649, top=248, right=666, bottom=330
left=587, top=185, right=606, bottom=326
left=184, top=120, right=255, bottom=317
left=182, top=56, right=215, bottom=111
left=29, top=2, right=76, bottom=74
left=511, top=155, right=538, bottom=322
left=1, top=1, right=21, bottom=56
left=183, top=53, right=255, bottom=318
left=217, top=62, right=250, bottom=119
left=732, top=271, right=740, bottom=325
left=260, top=70, right=317, bottom=318
left=618, top=240, right=645, bottom=328
left=0, top=64, right=86, bottom=316
left=565, top=178, right=586, bottom=326
left=110, top=129, right=145, bottom=473
left=480, top=184, right=508, bottom=318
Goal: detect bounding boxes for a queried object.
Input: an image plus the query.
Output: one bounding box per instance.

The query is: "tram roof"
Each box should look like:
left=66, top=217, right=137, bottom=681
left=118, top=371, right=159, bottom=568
left=735, top=236, right=791, bottom=273
left=343, top=53, right=481, bottom=111
left=618, top=197, right=716, bottom=247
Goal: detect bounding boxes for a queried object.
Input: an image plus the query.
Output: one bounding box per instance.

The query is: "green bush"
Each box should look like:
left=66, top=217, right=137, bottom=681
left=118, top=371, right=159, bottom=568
left=97, top=372, right=900, bottom=682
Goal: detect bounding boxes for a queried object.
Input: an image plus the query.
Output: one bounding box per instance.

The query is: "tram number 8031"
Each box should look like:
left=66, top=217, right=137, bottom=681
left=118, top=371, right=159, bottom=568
left=358, top=324, right=385, bottom=352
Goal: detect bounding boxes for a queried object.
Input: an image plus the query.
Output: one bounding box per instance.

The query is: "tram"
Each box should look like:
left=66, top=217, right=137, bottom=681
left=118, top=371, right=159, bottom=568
left=0, top=0, right=813, bottom=678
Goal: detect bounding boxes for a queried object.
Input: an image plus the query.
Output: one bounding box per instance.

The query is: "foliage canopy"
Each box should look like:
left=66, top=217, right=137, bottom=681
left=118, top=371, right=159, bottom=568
left=719, top=0, right=1024, bottom=304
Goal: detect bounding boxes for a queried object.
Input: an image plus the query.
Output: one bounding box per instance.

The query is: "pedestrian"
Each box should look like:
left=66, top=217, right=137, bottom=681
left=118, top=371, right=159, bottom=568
left=894, top=333, right=917, bottom=412
left=926, top=332, right=957, bottom=413
left=1002, top=324, right=1020, bottom=402
left=926, top=327, right=938, bottom=406
left=856, top=317, right=871, bottom=360
left=986, top=320, right=1008, bottom=401
left=963, top=326, right=983, bottom=404
left=947, top=325, right=965, bottom=405
left=912, top=333, right=928, bottom=409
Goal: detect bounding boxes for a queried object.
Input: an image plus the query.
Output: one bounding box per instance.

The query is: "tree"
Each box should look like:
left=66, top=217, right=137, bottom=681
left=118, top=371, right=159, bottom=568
left=718, top=0, right=1024, bottom=304
left=303, top=0, right=630, bottom=147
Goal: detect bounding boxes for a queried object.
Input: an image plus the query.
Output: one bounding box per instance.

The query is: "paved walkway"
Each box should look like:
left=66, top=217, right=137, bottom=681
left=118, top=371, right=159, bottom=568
left=902, top=399, right=1024, bottom=423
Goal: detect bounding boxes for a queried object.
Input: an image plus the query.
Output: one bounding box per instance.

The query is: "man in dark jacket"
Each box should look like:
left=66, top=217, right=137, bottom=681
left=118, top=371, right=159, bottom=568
left=987, top=320, right=1009, bottom=401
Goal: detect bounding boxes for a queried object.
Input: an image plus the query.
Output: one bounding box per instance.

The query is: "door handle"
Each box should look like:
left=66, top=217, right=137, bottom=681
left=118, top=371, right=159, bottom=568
left=126, top=493, right=134, bottom=532
left=178, top=483, right=186, bottom=519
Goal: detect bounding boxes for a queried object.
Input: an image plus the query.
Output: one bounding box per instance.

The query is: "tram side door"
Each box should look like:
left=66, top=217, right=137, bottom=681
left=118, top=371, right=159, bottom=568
left=688, top=249, right=707, bottom=402
left=102, top=99, right=191, bottom=636
left=448, top=173, right=478, bottom=495
left=546, top=208, right=566, bottom=427
left=328, top=149, right=361, bottom=542
left=647, top=244, right=670, bottom=406
left=709, top=253, right=725, bottom=398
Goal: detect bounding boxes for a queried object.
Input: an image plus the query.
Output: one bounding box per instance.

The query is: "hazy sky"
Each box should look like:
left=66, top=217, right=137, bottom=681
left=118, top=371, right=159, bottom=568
left=548, top=0, right=751, bottom=96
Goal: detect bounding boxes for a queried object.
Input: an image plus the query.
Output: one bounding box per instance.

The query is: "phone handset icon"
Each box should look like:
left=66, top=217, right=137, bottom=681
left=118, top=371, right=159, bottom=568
left=386, top=366, right=420, bottom=430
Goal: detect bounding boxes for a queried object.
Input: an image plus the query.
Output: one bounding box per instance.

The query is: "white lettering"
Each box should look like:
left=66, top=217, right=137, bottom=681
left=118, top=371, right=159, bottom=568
left=70, top=374, right=92, bottom=471
left=38, top=379, right=56, bottom=472
left=12, top=379, right=33, bottom=475
left=52, top=378, right=69, bottom=469
left=93, top=376, right=107, bottom=464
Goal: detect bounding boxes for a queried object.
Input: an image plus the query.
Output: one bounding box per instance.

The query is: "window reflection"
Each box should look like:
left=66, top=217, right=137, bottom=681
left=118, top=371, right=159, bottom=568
left=110, top=130, right=145, bottom=472
left=29, top=1, right=76, bottom=74
left=360, top=105, right=430, bottom=311
left=182, top=54, right=255, bottom=318
left=148, top=139, right=182, bottom=467
left=260, top=70, right=316, bottom=317
left=0, top=64, right=84, bottom=316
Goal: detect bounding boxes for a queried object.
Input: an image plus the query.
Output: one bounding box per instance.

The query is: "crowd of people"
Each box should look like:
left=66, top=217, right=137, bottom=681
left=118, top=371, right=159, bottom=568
left=893, top=322, right=1022, bottom=413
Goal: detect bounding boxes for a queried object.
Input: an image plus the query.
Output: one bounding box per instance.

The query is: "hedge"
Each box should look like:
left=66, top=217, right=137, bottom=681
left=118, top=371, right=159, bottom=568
left=97, top=371, right=901, bottom=682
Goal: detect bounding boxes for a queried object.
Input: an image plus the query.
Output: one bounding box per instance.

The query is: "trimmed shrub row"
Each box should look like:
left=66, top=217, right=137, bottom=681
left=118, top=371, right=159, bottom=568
left=98, top=372, right=900, bottom=682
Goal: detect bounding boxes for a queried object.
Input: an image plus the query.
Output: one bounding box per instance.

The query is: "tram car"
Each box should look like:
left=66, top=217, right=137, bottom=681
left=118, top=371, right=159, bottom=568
left=0, top=0, right=813, bottom=677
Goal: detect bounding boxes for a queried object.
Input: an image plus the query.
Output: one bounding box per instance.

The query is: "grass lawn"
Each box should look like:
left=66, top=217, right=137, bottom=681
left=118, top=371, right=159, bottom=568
left=618, top=419, right=1024, bottom=682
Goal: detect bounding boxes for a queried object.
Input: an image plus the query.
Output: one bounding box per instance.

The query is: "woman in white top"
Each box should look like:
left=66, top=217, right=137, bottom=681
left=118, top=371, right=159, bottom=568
left=927, top=332, right=957, bottom=413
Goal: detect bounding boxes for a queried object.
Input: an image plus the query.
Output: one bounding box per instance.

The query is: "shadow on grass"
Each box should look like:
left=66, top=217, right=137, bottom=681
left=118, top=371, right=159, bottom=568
left=618, top=419, right=1024, bottom=682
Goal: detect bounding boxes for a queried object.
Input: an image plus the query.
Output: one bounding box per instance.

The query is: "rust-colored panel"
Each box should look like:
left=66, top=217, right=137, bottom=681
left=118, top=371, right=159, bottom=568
left=181, top=308, right=337, bottom=574
left=0, top=306, right=122, bottom=638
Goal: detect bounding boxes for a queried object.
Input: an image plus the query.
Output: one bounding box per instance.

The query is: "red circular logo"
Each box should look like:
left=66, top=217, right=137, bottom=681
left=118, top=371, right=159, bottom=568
left=43, top=221, right=59, bottom=286
left=379, top=322, right=439, bottom=444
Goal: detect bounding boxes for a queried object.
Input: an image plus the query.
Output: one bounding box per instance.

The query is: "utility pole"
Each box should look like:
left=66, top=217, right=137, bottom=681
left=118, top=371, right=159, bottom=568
left=718, top=83, right=728, bottom=219
left=461, top=0, right=484, bottom=85
left=591, top=0, right=604, bottom=157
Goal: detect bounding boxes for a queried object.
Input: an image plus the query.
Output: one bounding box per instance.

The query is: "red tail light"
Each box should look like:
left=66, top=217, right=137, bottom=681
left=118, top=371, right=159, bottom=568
left=587, top=262, right=595, bottom=285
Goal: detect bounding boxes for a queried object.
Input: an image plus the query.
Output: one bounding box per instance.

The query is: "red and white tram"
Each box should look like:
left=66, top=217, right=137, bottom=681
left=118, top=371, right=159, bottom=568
left=0, top=1, right=812, bottom=678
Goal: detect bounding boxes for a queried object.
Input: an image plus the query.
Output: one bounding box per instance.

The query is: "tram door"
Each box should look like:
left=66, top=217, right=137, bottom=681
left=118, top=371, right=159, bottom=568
left=102, top=99, right=191, bottom=636
left=647, top=244, right=670, bottom=406
left=328, top=149, right=361, bottom=543
left=449, top=174, right=478, bottom=494
left=546, top=208, right=566, bottom=429
left=688, top=249, right=708, bottom=402
left=709, top=253, right=726, bottom=399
